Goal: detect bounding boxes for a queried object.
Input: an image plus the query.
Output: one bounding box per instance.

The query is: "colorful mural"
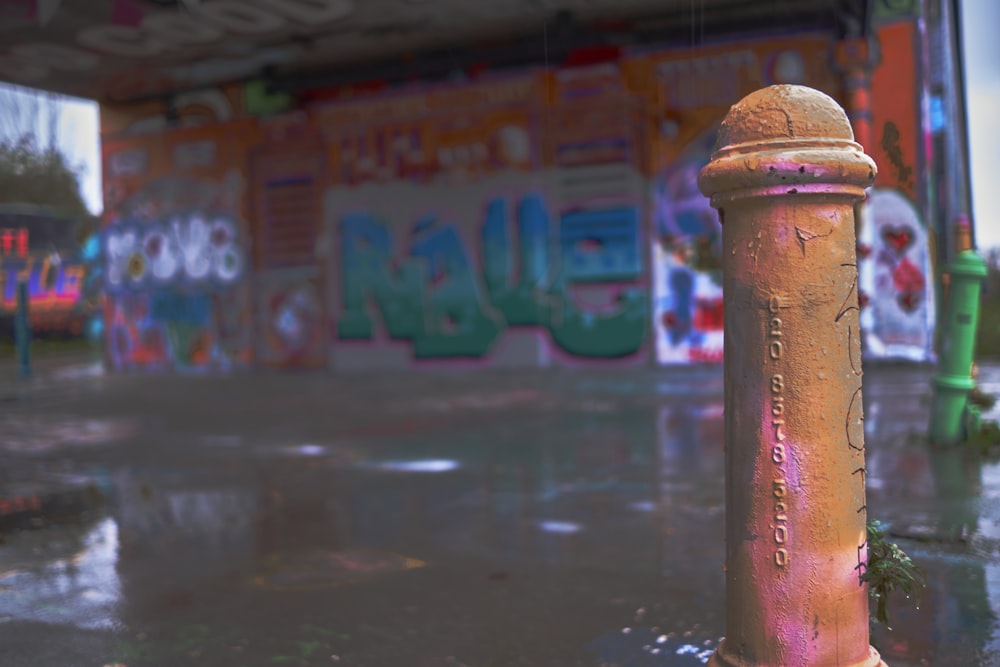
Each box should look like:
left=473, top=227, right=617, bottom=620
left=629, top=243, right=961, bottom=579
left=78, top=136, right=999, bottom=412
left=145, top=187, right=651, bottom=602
left=0, top=254, right=86, bottom=333
left=328, top=186, right=647, bottom=367
left=101, top=123, right=254, bottom=372
left=651, top=131, right=724, bottom=364
left=628, top=34, right=841, bottom=363
left=858, top=19, right=935, bottom=361
left=256, top=268, right=326, bottom=368
left=859, top=188, right=936, bottom=360
left=318, top=69, right=648, bottom=368
left=96, top=22, right=939, bottom=371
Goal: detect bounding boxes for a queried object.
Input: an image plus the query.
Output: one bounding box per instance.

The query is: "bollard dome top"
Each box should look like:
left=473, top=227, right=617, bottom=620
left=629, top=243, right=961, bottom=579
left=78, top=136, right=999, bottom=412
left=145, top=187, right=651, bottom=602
left=698, top=84, right=877, bottom=205
left=714, top=85, right=854, bottom=148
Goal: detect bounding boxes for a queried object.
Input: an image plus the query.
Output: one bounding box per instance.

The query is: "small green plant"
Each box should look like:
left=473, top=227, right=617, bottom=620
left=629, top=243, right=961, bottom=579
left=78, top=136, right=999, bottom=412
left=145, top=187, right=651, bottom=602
left=969, top=418, right=1000, bottom=456
left=969, top=386, right=997, bottom=411
left=862, top=520, right=923, bottom=628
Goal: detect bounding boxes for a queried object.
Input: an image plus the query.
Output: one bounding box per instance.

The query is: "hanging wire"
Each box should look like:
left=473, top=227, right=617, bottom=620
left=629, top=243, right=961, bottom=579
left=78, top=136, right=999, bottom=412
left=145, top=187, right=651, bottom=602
left=701, top=0, right=705, bottom=47
left=691, top=0, right=696, bottom=49
left=700, top=0, right=705, bottom=104
left=544, top=22, right=549, bottom=71
left=543, top=20, right=550, bottom=167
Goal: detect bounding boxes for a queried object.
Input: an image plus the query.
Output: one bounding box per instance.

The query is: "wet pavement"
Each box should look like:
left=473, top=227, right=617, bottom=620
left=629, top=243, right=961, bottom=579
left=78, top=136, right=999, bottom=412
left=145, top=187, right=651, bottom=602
left=0, top=357, right=999, bottom=666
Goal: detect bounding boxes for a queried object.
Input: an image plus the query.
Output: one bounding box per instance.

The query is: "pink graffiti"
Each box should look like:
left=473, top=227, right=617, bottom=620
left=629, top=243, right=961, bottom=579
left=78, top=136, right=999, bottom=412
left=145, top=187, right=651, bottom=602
left=892, top=257, right=924, bottom=293
left=892, top=256, right=925, bottom=313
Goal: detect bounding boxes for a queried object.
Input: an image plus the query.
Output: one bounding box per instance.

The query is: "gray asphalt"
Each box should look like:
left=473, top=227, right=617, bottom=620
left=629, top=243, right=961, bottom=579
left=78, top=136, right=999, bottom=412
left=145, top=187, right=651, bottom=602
left=0, top=355, right=998, bottom=667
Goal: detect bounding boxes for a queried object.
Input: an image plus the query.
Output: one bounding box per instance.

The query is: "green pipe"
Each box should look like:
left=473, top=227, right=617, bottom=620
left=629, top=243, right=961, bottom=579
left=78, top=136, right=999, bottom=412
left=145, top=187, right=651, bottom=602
left=930, top=245, right=988, bottom=444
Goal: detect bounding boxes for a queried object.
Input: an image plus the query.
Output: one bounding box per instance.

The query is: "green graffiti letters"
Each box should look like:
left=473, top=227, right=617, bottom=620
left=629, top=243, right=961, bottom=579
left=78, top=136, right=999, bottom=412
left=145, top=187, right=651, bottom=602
left=336, top=194, right=648, bottom=359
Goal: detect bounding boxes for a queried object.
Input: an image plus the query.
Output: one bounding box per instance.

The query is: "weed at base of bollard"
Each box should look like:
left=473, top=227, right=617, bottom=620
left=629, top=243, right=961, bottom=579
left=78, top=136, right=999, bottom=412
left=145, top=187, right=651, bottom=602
left=862, top=520, right=924, bottom=632
left=969, top=384, right=997, bottom=411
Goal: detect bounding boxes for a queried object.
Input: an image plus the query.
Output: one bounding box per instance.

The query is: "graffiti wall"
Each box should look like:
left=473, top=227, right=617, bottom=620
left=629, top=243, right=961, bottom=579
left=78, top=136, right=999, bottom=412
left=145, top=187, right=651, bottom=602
left=319, top=70, right=649, bottom=369
left=859, top=188, right=936, bottom=359
left=255, top=268, right=326, bottom=368
left=101, top=122, right=254, bottom=372
left=97, top=24, right=937, bottom=371
left=246, top=124, right=329, bottom=368
left=624, top=34, right=842, bottom=363
left=859, top=19, right=936, bottom=361
left=649, top=130, right=724, bottom=364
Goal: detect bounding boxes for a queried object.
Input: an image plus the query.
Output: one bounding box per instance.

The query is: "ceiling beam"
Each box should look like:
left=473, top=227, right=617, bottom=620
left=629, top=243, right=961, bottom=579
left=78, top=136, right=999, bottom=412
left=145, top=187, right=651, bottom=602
left=264, top=0, right=840, bottom=95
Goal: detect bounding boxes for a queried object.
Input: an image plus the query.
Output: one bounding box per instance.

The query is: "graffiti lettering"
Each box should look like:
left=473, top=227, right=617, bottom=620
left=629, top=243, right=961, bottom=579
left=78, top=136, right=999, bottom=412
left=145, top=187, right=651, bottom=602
left=0, top=228, right=29, bottom=258
left=482, top=196, right=550, bottom=327
left=409, top=219, right=504, bottom=357
left=337, top=194, right=647, bottom=358
left=0, top=257, right=82, bottom=308
left=105, top=216, right=244, bottom=290
left=879, top=121, right=914, bottom=189
left=336, top=214, right=425, bottom=342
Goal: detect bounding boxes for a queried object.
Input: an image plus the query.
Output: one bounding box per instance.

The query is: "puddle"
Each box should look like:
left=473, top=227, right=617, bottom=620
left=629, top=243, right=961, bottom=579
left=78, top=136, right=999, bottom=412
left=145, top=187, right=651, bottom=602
left=0, top=417, right=137, bottom=454
left=588, top=627, right=720, bottom=666
left=367, top=459, right=462, bottom=473
left=252, top=548, right=425, bottom=592
left=51, top=363, right=104, bottom=381
left=0, top=517, right=121, bottom=631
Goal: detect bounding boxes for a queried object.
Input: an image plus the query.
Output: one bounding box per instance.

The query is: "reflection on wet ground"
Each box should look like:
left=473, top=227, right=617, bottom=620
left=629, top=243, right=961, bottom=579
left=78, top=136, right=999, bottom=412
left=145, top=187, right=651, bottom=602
left=0, top=362, right=997, bottom=665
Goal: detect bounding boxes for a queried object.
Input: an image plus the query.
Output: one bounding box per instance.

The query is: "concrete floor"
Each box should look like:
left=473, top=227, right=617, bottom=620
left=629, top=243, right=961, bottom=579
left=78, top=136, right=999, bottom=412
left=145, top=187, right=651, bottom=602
left=0, top=356, right=999, bottom=667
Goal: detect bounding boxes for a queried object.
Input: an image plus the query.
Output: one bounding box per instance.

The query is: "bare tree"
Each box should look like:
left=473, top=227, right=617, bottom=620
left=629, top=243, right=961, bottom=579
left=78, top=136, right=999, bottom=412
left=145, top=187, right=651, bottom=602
left=0, top=82, right=62, bottom=151
left=0, top=82, right=92, bottom=221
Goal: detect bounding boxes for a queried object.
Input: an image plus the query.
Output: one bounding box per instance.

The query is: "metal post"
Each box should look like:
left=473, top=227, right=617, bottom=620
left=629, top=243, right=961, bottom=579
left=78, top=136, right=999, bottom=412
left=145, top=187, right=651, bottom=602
left=699, top=85, right=884, bottom=666
left=15, top=280, right=31, bottom=378
left=929, top=219, right=988, bottom=445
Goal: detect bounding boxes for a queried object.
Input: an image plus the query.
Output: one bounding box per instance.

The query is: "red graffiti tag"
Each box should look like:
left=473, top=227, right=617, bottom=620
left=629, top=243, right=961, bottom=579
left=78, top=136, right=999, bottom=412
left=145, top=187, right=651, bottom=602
left=882, top=225, right=914, bottom=254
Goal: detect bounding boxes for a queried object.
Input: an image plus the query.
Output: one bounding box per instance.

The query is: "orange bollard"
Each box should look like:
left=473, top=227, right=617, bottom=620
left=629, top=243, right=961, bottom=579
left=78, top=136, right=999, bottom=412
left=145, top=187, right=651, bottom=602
left=699, top=85, right=886, bottom=666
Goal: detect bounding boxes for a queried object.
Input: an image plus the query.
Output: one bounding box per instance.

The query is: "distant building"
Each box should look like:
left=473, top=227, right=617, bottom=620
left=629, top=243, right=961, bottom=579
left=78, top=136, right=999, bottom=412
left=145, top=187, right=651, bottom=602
left=0, top=204, right=88, bottom=336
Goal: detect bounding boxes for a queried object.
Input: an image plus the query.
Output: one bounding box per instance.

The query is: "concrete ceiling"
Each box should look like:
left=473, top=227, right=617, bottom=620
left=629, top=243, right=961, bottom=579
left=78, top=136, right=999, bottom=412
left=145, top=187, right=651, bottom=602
left=0, top=0, right=850, bottom=104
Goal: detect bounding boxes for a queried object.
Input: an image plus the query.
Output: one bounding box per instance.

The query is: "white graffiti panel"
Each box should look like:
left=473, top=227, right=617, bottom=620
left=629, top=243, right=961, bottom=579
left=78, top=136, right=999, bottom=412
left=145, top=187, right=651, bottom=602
left=858, top=188, right=936, bottom=361
left=105, top=215, right=245, bottom=290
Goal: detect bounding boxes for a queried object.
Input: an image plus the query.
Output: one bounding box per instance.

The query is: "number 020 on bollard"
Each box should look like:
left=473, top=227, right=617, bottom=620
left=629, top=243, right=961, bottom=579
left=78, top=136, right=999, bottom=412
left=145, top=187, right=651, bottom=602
left=698, top=86, right=886, bottom=666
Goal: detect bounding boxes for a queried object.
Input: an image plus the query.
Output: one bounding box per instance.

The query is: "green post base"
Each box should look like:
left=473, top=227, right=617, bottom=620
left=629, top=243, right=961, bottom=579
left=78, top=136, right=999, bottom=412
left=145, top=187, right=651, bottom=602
left=930, top=247, right=988, bottom=446
left=966, top=403, right=983, bottom=438
left=930, top=377, right=974, bottom=445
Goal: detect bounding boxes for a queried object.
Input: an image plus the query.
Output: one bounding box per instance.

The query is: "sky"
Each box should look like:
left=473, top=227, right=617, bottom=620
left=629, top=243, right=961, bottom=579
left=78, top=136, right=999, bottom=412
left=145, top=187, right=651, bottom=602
left=960, top=0, right=999, bottom=252
left=0, top=84, right=101, bottom=216
left=0, top=3, right=996, bottom=249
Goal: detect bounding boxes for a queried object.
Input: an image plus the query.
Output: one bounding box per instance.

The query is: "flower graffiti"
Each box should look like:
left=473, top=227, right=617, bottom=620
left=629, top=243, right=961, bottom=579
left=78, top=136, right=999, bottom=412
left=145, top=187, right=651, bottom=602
left=105, top=215, right=244, bottom=290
